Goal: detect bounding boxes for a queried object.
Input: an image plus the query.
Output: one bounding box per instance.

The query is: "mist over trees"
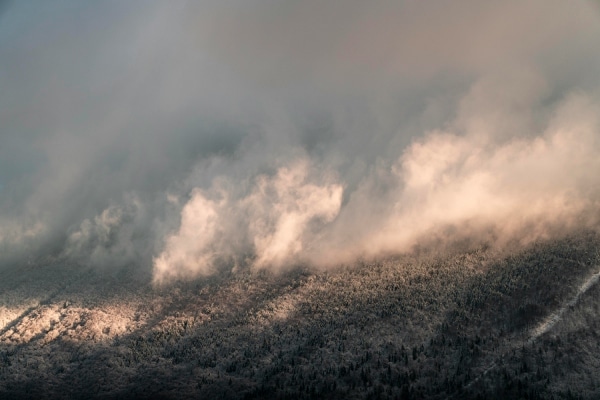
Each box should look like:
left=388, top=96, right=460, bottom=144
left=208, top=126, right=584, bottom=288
left=2, top=2, right=600, bottom=398
left=1, top=1, right=600, bottom=280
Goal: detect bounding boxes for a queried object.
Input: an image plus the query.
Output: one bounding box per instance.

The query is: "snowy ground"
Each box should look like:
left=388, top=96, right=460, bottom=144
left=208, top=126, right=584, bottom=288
left=1, top=233, right=600, bottom=399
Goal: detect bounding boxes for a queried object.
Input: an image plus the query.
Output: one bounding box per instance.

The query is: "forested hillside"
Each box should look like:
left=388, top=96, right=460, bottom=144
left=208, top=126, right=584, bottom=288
left=1, top=231, right=599, bottom=399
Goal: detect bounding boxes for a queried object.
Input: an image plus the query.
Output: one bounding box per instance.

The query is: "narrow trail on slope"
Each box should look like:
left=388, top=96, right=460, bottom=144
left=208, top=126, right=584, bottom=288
left=447, top=265, right=600, bottom=399
left=526, top=267, right=600, bottom=344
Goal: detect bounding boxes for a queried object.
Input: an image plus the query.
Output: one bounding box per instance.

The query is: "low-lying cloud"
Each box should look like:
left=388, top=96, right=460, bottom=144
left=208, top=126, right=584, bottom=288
left=153, top=90, right=600, bottom=281
left=1, top=1, right=600, bottom=282
left=153, top=160, right=343, bottom=283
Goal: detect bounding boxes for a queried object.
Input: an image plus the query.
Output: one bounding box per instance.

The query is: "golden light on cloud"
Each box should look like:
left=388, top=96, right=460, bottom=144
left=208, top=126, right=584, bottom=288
left=0, top=0, right=598, bottom=282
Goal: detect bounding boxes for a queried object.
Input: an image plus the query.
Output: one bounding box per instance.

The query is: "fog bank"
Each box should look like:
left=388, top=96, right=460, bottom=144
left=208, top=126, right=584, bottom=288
left=1, top=1, right=599, bottom=282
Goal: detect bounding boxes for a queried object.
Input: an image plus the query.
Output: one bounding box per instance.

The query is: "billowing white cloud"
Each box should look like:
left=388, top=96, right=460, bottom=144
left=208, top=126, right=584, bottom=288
left=152, top=160, right=343, bottom=283
left=0, top=1, right=599, bottom=282
left=315, top=92, right=600, bottom=265
left=153, top=89, right=600, bottom=278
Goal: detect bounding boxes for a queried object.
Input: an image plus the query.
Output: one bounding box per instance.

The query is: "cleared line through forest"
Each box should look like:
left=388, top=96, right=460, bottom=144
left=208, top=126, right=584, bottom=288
left=448, top=265, right=600, bottom=399
left=527, top=266, right=600, bottom=343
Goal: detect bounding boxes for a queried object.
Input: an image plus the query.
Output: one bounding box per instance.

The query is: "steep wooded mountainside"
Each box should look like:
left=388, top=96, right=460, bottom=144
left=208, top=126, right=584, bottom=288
left=1, top=231, right=600, bottom=399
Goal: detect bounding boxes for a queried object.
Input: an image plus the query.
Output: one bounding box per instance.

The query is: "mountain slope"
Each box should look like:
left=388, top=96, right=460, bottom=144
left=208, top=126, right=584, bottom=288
left=1, top=231, right=600, bottom=399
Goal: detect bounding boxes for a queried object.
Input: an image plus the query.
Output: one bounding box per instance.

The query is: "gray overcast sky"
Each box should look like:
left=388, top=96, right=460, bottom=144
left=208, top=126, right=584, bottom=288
left=1, top=1, right=600, bottom=279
